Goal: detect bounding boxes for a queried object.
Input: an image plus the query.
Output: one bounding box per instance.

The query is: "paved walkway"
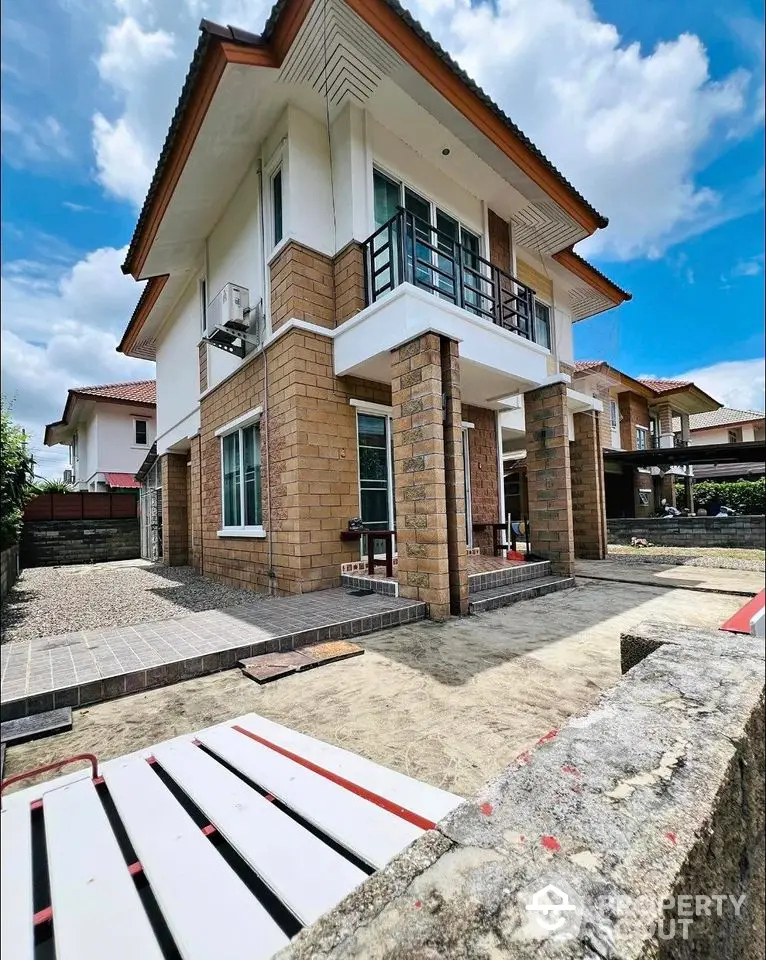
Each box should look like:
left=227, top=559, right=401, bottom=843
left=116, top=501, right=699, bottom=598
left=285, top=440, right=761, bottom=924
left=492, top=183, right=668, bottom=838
left=0, top=590, right=425, bottom=720
left=577, top=559, right=764, bottom=596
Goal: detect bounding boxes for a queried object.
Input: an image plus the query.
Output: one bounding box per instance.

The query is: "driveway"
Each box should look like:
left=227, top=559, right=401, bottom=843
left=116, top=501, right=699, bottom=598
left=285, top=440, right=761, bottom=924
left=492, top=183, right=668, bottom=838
left=1, top=560, right=262, bottom=644
left=5, top=576, right=745, bottom=798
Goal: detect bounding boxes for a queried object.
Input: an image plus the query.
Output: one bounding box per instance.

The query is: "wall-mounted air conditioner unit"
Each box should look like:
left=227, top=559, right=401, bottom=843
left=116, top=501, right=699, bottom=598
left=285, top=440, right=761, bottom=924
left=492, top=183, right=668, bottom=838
left=205, top=283, right=251, bottom=357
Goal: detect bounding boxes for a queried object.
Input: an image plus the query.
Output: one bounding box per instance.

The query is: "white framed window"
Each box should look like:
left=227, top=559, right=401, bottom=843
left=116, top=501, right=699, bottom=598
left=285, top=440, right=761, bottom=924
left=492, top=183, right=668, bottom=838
left=218, top=411, right=264, bottom=537
left=610, top=401, right=618, bottom=429
left=635, top=426, right=649, bottom=451
left=638, top=489, right=651, bottom=507
left=533, top=300, right=551, bottom=350
left=199, top=277, right=208, bottom=335
left=134, top=419, right=148, bottom=446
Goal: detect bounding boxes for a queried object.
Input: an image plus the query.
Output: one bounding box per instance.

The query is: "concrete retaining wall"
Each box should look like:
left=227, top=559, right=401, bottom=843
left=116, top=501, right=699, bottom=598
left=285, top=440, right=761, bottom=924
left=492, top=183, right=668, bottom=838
left=277, top=621, right=764, bottom=960
left=20, top=519, right=140, bottom=567
left=608, top=515, right=765, bottom=548
left=1, top=544, right=19, bottom=598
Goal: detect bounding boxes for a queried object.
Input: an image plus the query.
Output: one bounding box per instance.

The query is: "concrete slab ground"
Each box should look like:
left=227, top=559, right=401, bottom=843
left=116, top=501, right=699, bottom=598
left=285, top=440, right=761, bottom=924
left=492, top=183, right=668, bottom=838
left=5, top=578, right=744, bottom=799
left=577, top=558, right=764, bottom=595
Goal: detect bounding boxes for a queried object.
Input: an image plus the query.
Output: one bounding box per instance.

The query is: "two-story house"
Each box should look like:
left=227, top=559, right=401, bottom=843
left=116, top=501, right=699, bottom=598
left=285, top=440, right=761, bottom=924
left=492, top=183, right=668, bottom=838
left=674, top=407, right=765, bottom=480
left=44, top=381, right=157, bottom=491
left=569, top=362, right=720, bottom=517
left=117, top=1, right=631, bottom=618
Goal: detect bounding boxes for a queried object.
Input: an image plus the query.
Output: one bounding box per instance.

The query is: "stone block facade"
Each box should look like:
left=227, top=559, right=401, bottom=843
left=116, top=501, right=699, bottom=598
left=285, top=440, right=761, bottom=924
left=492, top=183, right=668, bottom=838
left=391, top=333, right=452, bottom=621
left=192, top=326, right=389, bottom=596
left=333, top=242, right=366, bottom=325
left=161, top=453, right=189, bottom=566
left=570, top=410, right=607, bottom=559
left=618, top=390, right=649, bottom=450
left=269, top=241, right=336, bottom=331
left=441, top=338, right=469, bottom=615
left=607, top=515, right=765, bottom=548
left=463, top=404, right=499, bottom=555
left=524, top=381, right=574, bottom=575
left=20, top=519, right=139, bottom=567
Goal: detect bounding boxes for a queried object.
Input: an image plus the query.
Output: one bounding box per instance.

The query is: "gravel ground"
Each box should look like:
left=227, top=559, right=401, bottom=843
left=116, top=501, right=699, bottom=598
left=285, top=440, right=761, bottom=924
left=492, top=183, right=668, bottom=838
left=1, top=560, right=264, bottom=644
left=607, top=545, right=765, bottom=572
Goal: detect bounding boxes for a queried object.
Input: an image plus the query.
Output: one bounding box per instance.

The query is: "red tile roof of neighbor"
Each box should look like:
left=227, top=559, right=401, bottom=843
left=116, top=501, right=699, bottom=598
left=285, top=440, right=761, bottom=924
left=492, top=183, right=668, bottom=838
left=104, top=473, right=142, bottom=489
left=573, top=360, right=605, bottom=372
left=637, top=378, right=692, bottom=393
left=72, top=380, right=156, bottom=404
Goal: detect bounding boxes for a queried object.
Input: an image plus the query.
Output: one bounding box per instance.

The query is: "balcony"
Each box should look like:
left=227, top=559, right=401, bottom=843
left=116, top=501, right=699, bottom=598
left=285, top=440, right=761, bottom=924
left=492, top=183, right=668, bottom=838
left=333, top=211, right=552, bottom=407
left=364, top=209, right=538, bottom=341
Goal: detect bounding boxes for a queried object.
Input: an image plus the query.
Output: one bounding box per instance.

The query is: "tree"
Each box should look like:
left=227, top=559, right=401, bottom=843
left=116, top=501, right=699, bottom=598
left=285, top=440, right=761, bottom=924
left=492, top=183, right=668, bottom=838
left=33, top=478, right=76, bottom=494
left=0, top=399, right=35, bottom=549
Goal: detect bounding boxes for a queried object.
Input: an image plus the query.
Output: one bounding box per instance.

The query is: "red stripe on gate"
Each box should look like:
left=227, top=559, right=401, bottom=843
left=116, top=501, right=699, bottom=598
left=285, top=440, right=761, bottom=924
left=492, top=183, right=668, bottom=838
left=231, top=724, right=436, bottom=831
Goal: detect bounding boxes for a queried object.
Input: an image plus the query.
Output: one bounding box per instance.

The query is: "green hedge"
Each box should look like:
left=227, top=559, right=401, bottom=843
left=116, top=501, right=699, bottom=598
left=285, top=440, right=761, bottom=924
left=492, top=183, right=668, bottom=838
left=1, top=400, right=35, bottom=550
left=676, top=478, right=765, bottom=514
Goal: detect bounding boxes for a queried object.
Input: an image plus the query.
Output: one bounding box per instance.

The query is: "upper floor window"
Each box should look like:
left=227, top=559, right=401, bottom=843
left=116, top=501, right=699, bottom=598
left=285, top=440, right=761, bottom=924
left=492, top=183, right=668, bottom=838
left=728, top=428, right=741, bottom=443
left=135, top=420, right=148, bottom=446
left=272, top=167, right=283, bottom=246
left=199, top=278, right=207, bottom=335
left=534, top=301, right=551, bottom=350
left=610, top=401, right=618, bottom=429
left=635, top=426, right=648, bottom=450
left=221, top=421, right=262, bottom=530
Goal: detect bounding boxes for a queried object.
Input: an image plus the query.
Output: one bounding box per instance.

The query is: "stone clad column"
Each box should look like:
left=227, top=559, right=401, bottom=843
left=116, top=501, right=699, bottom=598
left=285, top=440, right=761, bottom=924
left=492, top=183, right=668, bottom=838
left=524, top=382, right=575, bottom=575
left=440, top=338, right=469, bottom=615
left=160, top=452, right=189, bottom=566
left=657, top=401, right=675, bottom=448
left=391, top=333, right=451, bottom=621
left=571, top=410, right=607, bottom=559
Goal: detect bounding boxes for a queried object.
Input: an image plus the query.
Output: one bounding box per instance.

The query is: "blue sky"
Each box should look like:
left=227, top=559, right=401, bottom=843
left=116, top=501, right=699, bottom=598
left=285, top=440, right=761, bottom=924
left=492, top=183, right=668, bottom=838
left=1, top=0, right=764, bottom=476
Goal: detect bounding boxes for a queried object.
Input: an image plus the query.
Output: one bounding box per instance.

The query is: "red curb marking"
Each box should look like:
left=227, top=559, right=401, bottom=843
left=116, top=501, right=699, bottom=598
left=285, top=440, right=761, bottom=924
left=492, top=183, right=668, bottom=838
left=536, top=729, right=559, bottom=746
left=541, top=835, right=561, bottom=852
left=480, top=802, right=494, bottom=816
left=561, top=764, right=580, bottom=776
left=516, top=750, right=532, bottom=765
left=664, top=832, right=677, bottom=845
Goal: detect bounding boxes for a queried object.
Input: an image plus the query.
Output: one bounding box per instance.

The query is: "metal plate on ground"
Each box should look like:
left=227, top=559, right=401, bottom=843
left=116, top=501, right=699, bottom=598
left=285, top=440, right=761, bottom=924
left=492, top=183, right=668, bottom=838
left=1, top=708, right=72, bottom=746
left=240, top=642, right=364, bottom=684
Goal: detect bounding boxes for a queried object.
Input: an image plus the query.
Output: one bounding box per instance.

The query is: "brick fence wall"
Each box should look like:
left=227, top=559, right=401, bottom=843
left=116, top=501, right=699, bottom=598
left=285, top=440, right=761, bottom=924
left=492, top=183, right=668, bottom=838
left=607, top=515, right=765, bottom=548
left=1, top=544, right=19, bottom=598
left=21, top=519, right=140, bottom=567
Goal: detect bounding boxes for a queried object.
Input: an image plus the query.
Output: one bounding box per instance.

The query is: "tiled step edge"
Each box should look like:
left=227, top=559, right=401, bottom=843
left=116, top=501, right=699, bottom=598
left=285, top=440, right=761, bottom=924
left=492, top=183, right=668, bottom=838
left=341, top=573, right=399, bottom=597
left=468, top=560, right=552, bottom=594
left=0, top=601, right=427, bottom=723
left=469, top=577, right=575, bottom=614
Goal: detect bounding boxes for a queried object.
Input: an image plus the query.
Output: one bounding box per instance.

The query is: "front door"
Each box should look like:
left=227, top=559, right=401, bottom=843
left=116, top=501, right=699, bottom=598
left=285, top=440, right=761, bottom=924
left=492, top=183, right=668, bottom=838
left=357, top=413, right=395, bottom=555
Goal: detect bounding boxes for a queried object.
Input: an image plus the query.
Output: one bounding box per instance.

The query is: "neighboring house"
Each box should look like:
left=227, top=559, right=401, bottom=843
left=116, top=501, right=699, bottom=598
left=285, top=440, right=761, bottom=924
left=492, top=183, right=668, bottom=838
left=674, top=407, right=766, bottom=480
left=116, top=2, right=632, bottom=617
left=568, top=362, right=721, bottom=517
left=44, top=381, right=157, bottom=491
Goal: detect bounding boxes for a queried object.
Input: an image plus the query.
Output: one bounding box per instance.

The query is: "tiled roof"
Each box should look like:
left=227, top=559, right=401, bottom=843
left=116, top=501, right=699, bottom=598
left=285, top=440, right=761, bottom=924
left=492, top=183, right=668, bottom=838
left=673, top=407, right=765, bottom=432
left=72, top=381, right=156, bottom=405
left=104, top=473, right=142, bottom=489
left=573, top=360, right=605, bottom=372
left=637, top=378, right=692, bottom=394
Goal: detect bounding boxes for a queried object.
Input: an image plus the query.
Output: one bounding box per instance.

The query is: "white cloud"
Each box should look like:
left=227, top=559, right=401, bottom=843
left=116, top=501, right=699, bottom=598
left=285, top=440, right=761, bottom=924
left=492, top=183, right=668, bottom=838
left=1, top=105, right=72, bottom=167
left=92, top=17, right=178, bottom=205
left=1, top=247, right=153, bottom=479
left=672, top=359, right=766, bottom=413
left=730, top=255, right=764, bottom=278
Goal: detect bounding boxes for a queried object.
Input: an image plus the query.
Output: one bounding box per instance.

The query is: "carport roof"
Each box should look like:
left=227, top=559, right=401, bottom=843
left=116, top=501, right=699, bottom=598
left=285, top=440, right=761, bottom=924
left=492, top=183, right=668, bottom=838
left=603, top=440, right=765, bottom=467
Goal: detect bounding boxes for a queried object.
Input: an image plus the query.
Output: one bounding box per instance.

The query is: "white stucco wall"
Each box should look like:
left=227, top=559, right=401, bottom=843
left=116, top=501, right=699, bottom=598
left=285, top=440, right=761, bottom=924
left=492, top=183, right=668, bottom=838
left=94, top=405, right=156, bottom=476
left=155, top=276, right=202, bottom=453
left=85, top=417, right=98, bottom=487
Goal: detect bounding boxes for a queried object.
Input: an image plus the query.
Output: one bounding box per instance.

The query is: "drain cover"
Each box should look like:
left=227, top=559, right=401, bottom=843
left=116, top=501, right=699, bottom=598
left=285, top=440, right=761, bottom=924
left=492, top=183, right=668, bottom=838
left=348, top=588, right=374, bottom=597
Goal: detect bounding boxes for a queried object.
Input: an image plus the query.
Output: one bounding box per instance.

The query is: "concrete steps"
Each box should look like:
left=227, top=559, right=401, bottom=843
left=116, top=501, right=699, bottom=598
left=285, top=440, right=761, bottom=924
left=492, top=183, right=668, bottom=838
left=468, top=575, right=575, bottom=614
left=467, top=560, right=551, bottom=595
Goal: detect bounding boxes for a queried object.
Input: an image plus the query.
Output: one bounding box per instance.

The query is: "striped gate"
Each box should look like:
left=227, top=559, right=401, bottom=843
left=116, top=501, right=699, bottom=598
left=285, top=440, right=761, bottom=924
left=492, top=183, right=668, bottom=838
left=1, top=713, right=462, bottom=959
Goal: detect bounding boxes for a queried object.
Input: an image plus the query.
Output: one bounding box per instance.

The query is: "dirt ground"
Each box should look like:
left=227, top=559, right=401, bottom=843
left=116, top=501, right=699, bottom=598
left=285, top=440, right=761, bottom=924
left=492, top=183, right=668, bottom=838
left=6, top=576, right=746, bottom=799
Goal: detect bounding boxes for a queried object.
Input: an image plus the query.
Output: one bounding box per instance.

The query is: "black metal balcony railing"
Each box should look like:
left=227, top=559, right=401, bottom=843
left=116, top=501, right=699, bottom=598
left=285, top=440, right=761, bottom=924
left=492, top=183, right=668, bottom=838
left=363, top=209, right=538, bottom=341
